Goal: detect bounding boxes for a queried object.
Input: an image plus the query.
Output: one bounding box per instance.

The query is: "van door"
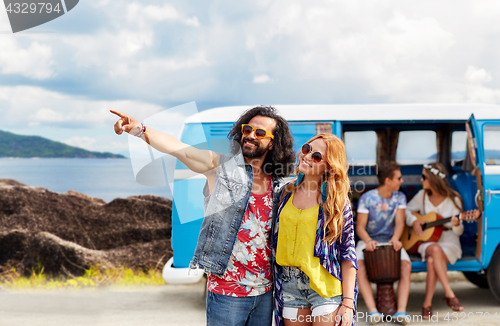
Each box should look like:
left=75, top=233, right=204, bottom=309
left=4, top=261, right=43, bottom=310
left=467, top=114, right=500, bottom=266
left=466, top=115, right=484, bottom=261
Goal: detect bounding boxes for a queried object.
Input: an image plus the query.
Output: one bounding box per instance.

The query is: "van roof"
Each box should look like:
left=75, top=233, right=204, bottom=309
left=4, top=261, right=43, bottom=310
left=185, top=103, right=500, bottom=123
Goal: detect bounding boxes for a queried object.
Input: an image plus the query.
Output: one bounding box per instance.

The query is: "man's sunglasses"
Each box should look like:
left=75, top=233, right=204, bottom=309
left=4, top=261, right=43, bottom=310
left=241, top=124, right=274, bottom=140
left=301, top=143, right=323, bottom=163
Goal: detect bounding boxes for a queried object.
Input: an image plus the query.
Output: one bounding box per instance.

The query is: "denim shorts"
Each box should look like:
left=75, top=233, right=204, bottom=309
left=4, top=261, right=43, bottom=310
left=281, top=266, right=342, bottom=317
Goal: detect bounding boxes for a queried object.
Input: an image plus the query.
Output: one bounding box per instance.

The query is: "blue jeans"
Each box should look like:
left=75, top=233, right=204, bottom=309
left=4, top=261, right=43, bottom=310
left=206, top=290, right=273, bottom=326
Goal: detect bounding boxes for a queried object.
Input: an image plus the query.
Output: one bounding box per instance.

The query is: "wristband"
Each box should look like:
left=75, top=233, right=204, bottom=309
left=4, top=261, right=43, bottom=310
left=143, top=125, right=150, bottom=145
left=133, top=123, right=146, bottom=138
left=341, top=303, right=353, bottom=310
left=343, top=297, right=354, bottom=301
left=209, top=151, right=215, bottom=169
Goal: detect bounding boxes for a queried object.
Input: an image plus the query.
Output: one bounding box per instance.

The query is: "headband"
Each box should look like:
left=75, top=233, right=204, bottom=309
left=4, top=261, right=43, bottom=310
left=423, top=164, right=446, bottom=179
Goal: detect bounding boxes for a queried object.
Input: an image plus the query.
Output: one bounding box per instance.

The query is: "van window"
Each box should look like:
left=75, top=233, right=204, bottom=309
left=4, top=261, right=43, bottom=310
left=484, top=126, right=500, bottom=165
left=396, top=131, right=437, bottom=164
left=344, top=131, right=377, bottom=165
left=451, top=131, right=467, bottom=163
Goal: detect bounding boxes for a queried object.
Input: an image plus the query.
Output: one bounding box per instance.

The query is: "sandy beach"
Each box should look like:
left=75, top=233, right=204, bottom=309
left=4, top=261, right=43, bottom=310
left=1, top=276, right=499, bottom=326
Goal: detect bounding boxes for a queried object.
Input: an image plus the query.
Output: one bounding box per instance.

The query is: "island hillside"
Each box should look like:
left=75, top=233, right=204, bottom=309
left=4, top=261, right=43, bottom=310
left=0, top=130, right=124, bottom=158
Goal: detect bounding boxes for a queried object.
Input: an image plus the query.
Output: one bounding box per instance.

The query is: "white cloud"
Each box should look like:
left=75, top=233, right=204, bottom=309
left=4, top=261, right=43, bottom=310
left=473, top=0, right=500, bottom=17
left=0, top=86, right=165, bottom=128
left=127, top=3, right=200, bottom=27
left=465, top=66, right=492, bottom=84
left=464, top=84, right=500, bottom=104
left=0, top=85, right=200, bottom=153
left=139, top=52, right=210, bottom=72
left=253, top=74, right=271, bottom=84
left=3, top=0, right=500, bottom=120
left=63, top=136, right=130, bottom=154
left=240, top=2, right=460, bottom=101
left=3, top=0, right=500, bottom=156
left=30, top=108, right=67, bottom=124
left=62, top=136, right=97, bottom=150
left=185, top=17, right=200, bottom=27
left=0, top=38, right=54, bottom=79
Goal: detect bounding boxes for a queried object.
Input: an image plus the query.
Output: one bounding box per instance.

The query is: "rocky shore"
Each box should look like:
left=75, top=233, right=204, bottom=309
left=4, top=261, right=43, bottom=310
left=0, top=179, right=173, bottom=276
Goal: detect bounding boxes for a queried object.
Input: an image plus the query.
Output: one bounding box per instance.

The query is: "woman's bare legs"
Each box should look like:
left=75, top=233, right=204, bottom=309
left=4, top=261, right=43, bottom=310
left=357, top=261, right=377, bottom=313
left=425, top=244, right=455, bottom=299
left=397, top=261, right=412, bottom=312
left=423, top=255, right=438, bottom=308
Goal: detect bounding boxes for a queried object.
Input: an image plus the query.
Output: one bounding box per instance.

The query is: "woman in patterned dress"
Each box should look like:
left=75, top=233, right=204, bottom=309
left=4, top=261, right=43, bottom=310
left=405, top=163, right=477, bottom=318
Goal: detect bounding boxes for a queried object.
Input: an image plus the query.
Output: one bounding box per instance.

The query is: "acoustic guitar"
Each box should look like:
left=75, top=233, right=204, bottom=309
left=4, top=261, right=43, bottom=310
left=400, top=210, right=479, bottom=254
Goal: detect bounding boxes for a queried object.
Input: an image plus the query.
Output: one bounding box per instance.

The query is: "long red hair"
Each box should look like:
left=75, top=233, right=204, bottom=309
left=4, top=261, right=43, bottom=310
left=283, top=133, right=350, bottom=243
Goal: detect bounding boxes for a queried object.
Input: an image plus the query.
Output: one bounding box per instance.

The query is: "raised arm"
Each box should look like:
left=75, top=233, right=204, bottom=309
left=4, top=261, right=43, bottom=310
left=111, top=110, right=219, bottom=176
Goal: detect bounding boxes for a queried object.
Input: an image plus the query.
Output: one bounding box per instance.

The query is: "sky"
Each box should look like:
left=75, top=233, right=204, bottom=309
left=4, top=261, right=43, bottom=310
left=1, top=0, right=500, bottom=156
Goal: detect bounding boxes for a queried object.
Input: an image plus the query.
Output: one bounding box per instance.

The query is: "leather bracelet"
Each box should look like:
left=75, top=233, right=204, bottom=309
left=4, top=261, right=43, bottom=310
left=209, top=151, right=215, bottom=169
left=133, top=123, right=145, bottom=138
left=134, top=123, right=150, bottom=145
left=343, top=297, right=354, bottom=301
left=341, top=302, right=353, bottom=310
left=143, top=125, right=150, bottom=145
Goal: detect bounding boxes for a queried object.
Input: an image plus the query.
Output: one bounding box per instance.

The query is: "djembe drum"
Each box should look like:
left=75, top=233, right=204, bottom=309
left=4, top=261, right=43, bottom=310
left=363, top=244, right=401, bottom=316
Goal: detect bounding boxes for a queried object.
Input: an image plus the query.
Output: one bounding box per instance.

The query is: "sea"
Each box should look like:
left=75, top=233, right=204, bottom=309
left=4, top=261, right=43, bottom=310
left=0, top=158, right=173, bottom=202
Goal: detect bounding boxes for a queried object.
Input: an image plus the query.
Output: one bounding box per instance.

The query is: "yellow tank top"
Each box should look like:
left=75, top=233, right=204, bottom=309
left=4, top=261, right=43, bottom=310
left=276, top=191, right=342, bottom=298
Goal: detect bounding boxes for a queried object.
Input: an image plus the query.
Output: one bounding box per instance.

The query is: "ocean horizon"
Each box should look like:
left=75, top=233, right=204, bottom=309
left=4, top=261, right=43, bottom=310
left=0, top=158, right=173, bottom=203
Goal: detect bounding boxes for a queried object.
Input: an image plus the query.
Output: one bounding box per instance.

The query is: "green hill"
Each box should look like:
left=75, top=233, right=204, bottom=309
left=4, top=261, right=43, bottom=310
left=0, top=130, right=125, bottom=158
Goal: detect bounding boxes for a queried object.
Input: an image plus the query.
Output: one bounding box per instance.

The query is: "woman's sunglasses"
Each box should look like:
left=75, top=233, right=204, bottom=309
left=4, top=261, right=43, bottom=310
left=241, top=124, right=274, bottom=140
left=301, top=143, right=323, bottom=163
left=421, top=174, right=427, bottom=181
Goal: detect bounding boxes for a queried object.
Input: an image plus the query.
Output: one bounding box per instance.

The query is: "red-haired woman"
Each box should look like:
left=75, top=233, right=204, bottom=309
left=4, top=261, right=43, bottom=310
left=272, top=134, right=358, bottom=326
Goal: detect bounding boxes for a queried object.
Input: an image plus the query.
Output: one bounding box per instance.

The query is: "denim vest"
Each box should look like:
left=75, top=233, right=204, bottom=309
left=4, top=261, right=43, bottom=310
left=190, top=152, right=283, bottom=277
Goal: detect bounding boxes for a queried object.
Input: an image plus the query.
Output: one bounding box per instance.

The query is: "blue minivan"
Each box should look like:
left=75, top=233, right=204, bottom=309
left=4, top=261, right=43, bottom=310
left=163, top=104, right=500, bottom=301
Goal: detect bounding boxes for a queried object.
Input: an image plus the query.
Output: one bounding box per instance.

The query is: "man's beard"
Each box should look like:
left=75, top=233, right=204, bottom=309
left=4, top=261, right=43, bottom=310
left=241, top=137, right=270, bottom=158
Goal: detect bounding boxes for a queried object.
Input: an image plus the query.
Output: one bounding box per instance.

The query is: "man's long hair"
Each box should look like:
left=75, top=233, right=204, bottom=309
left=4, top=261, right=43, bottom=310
left=228, top=106, right=295, bottom=178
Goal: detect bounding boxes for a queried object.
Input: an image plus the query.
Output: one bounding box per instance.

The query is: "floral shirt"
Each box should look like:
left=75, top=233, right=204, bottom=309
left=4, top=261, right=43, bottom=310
left=207, top=180, right=273, bottom=297
left=358, top=189, right=406, bottom=242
